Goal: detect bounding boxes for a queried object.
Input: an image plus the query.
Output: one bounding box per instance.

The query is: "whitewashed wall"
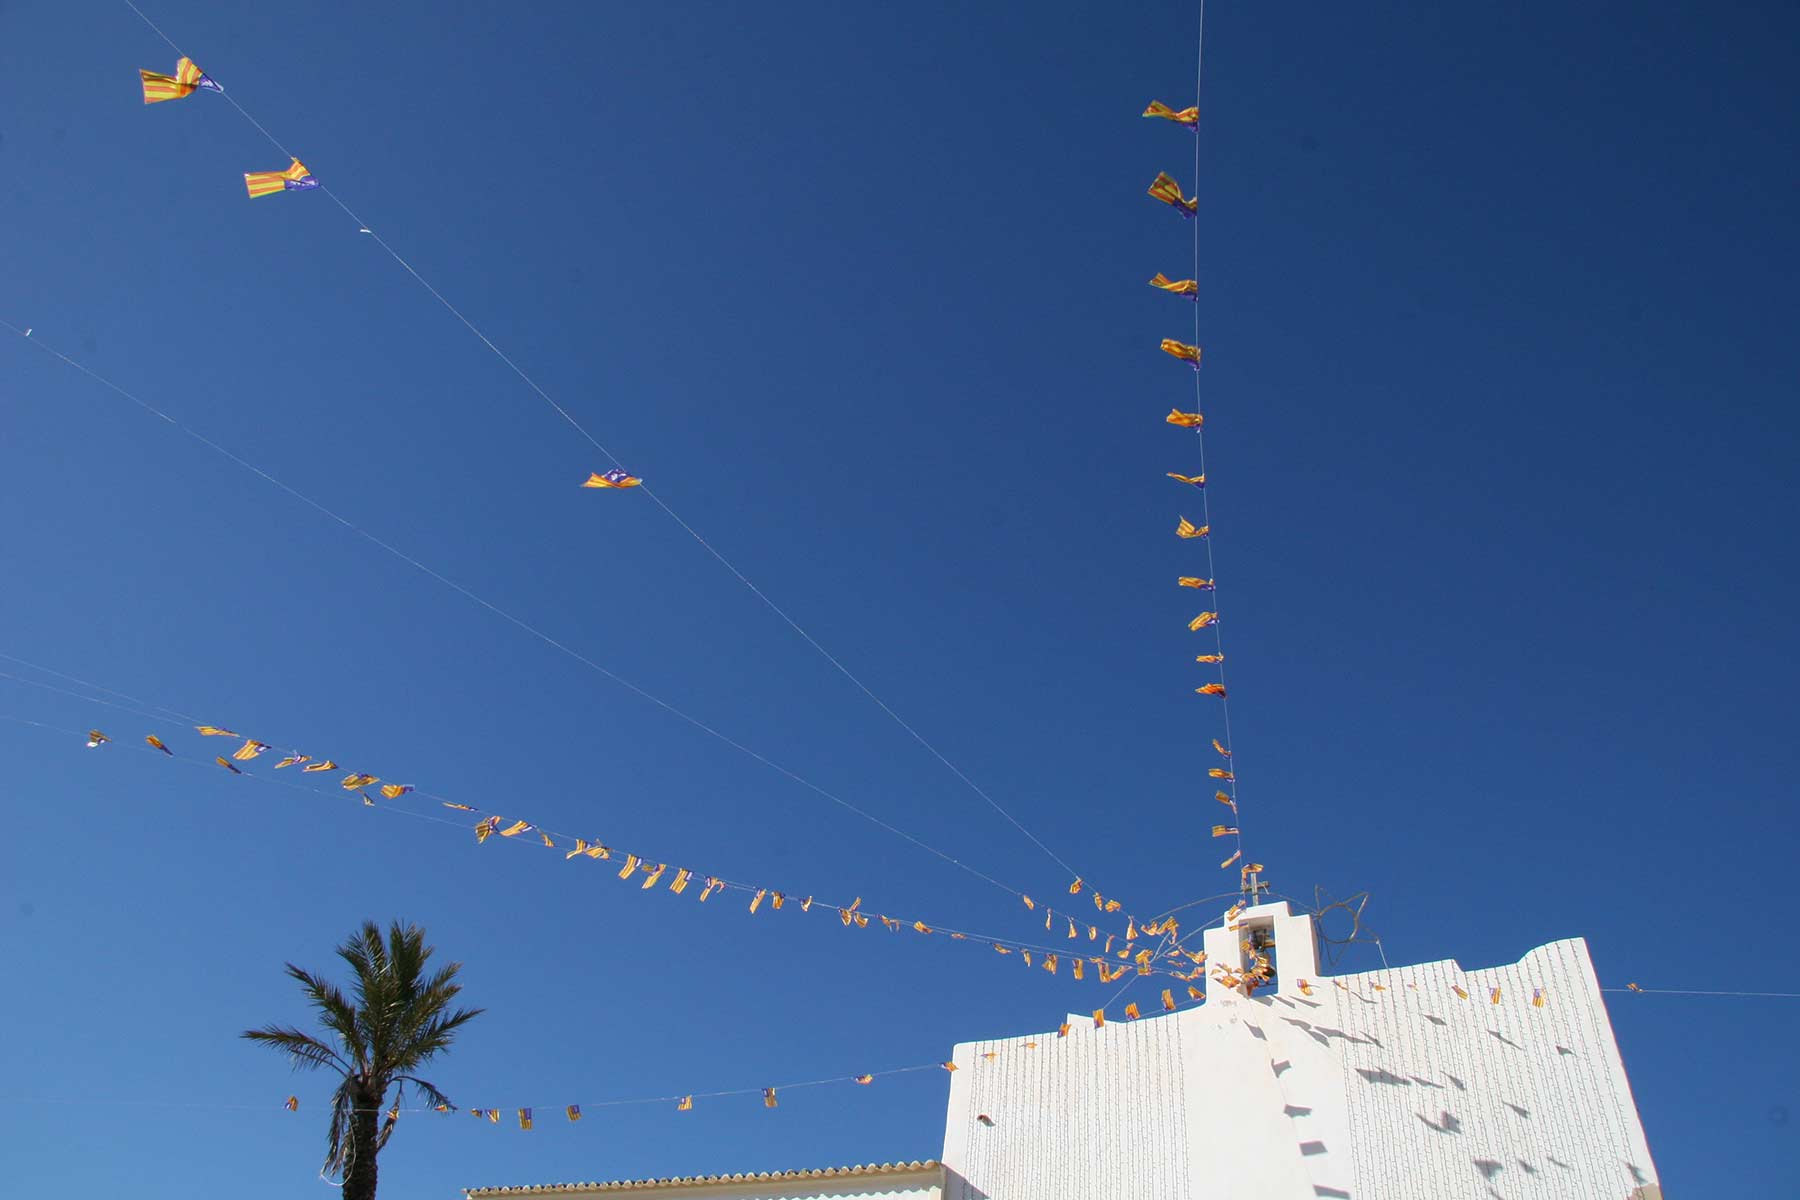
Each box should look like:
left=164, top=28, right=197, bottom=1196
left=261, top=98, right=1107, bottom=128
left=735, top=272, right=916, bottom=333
left=941, top=931, right=1659, bottom=1199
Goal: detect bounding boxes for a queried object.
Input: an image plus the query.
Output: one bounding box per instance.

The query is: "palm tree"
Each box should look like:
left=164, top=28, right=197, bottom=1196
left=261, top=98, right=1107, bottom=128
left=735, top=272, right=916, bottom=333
left=243, top=920, right=483, bottom=1200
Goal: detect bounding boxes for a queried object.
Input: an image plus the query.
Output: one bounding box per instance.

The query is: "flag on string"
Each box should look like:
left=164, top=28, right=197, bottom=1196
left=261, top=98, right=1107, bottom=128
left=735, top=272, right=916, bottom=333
left=1125, top=1003, right=1141, bottom=1021
left=1196, top=683, right=1226, bottom=696
left=230, top=739, right=268, bottom=761
left=1490, top=987, right=1502, bottom=1005
left=301, top=760, right=337, bottom=773
left=914, top=920, right=932, bottom=934
left=1178, top=577, right=1213, bottom=589
left=1452, top=985, right=1469, bottom=1000
left=1022, top=895, right=1035, bottom=910
left=1073, top=958, right=1085, bottom=980
left=618, top=854, right=640, bottom=880
left=1148, top=272, right=1199, bottom=296
left=1092, top=1009, right=1105, bottom=1029
left=486, top=1110, right=499, bottom=1124
left=1160, top=339, right=1202, bottom=366
left=854, top=1074, right=873, bottom=1085
left=641, top=863, right=667, bottom=889
left=1533, top=987, right=1546, bottom=1008
left=146, top=734, right=171, bottom=755
left=274, top=754, right=309, bottom=769
left=86, top=729, right=109, bottom=748
left=941, top=1061, right=958, bottom=1072
left=1165, top=408, right=1204, bottom=428
left=671, top=868, right=692, bottom=894
left=244, top=159, right=318, bottom=199
left=677, top=1096, right=693, bottom=1111
left=1069, top=877, right=1083, bottom=895
left=1209, top=768, right=1234, bottom=781
left=499, top=820, right=532, bottom=838
left=195, top=726, right=238, bottom=738
left=284, top=1096, right=298, bottom=1111
left=519, top=1109, right=532, bottom=1131
left=340, top=773, right=378, bottom=790
left=1142, top=100, right=1198, bottom=126
left=539, top=831, right=555, bottom=848
left=475, top=816, right=501, bottom=843
left=1189, top=613, right=1219, bottom=632
left=361, top=791, right=376, bottom=807
left=1146, top=171, right=1197, bottom=215
left=380, top=784, right=412, bottom=799
left=215, top=756, right=241, bottom=774
left=1220, top=849, right=1241, bottom=869
left=1058, top=1022, right=1071, bottom=1038
left=566, top=1105, right=581, bottom=1121
left=1163, top=989, right=1177, bottom=1012
left=1167, top=472, right=1205, bottom=486
left=140, top=57, right=222, bottom=104
left=1212, top=738, right=1231, bottom=757
left=1195, top=653, right=1224, bottom=663
left=750, top=889, right=767, bottom=913
left=1212, top=825, right=1238, bottom=838
left=582, top=468, right=642, bottom=489
left=1176, top=517, right=1208, bottom=539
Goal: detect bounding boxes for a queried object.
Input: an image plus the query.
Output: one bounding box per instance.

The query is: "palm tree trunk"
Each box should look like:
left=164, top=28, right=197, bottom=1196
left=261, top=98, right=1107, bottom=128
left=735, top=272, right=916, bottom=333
left=342, top=1086, right=381, bottom=1200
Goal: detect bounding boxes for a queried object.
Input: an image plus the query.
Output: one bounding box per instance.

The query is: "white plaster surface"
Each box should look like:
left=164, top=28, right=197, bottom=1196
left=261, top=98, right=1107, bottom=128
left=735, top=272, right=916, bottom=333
left=942, top=915, right=1658, bottom=1199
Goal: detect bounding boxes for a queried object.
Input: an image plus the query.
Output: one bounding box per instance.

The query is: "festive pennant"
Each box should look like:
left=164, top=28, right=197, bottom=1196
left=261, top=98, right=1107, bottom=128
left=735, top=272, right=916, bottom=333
left=1125, top=1003, right=1141, bottom=1021
left=566, top=1105, right=581, bottom=1121
left=914, top=920, right=932, bottom=934
left=1627, top=982, right=1642, bottom=992
left=1072, top=958, right=1085, bottom=980
left=140, top=57, right=222, bottom=103
left=1219, top=849, right=1241, bottom=869
left=284, top=1096, right=298, bottom=1112
left=1176, top=517, right=1208, bottom=539
left=1196, top=683, right=1226, bottom=696
left=274, top=754, right=309, bottom=769
left=1490, top=987, right=1502, bottom=1005
left=1532, top=987, right=1546, bottom=1008
left=300, top=760, right=338, bottom=773
left=618, top=853, right=640, bottom=880
left=1148, top=272, right=1199, bottom=296
left=1092, top=1009, right=1105, bottom=1029
left=1058, top=1022, right=1071, bottom=1038
left=1178, top=577, right=1213, bottom=589
left=1209, top=768, right=1235, bottom=781
left=670, top=868, right=692, bottom=894
left=195, top=726, right=239, bottom=738
left=750, top=889, right=767, bottom=913
left=582, top=468, right=642, bottom=489
left=1162, top=989, right=1177, bottom=1012
left=233, top=739, right=270, bottom=761
left=1211, top=825, right=1238, bottom=838
left=1166, top=472, right=1206, bottom=486
left=1165, top=408, right=1204, bottom=428
left=244, top=158, right=318, bottom=199
left=677, top=1096, right=693, bottom=1112
left=1452, top=985, right=1469, bottom=1000
left=641, top=863, right=667, bottom=890
left=1043, top=954, right=1058, bottom=974
left=1215, top=790, right=1233, bottom=806
left=145, top=734, right=171, bottom=755
left=1146, top=171, right=1197, bottom=215
left=499, top=820, right=532, bottom=838
left=1212, top=738, right=1231, bottom=758
left=854, top=1074, right=873, bottom=1085
left=1189, top=613, right=1219, bottom=632
left=86, top=729, right=109, bottom=748
left=340, top=773, right=378, bottom=790
left=215, top=756, right=241, bottom=774
left=380, top=784, right=413, bottom=799
left=940, top=1062, right=958, bottom=1073
left=762, top=1088, right=778, bottom=1109
left=1160, top=339, right=1202, bottom=365
left=1195, top=654, right=1224, bottom=663
left=1022, top=895, right=1035, bottom=910
left=1142, top=100, right=1198, bottom=126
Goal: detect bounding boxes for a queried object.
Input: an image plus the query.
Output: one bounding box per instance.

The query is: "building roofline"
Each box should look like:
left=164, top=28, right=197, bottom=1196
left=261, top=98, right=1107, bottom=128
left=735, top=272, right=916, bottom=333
left=465, top=1160, right=942, bottom=1196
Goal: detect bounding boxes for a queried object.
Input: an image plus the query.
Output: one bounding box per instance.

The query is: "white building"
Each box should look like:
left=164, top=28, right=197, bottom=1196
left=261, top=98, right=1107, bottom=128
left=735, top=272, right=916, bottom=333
left=470, top=904, right=1661, bottom=1200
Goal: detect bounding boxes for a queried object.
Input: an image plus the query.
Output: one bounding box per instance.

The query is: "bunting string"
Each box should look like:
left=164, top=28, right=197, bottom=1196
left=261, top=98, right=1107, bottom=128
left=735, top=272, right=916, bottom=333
left=113, top=0, right=1114, bottom=919
left=0, top=696, right=1180, bottom=984
left=1143, top=0, right=1256, bottom=892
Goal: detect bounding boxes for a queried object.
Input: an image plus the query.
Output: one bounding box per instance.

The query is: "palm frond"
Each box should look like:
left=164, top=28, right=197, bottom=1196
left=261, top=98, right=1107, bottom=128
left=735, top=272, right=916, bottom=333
left=323, top=1077, right=356, bottom=1181
left=283, top=963, right=367, bottom=1070
left=240, top=1025, right=349, bottom=1074
left=396, top=1074, right=454, bottom=1113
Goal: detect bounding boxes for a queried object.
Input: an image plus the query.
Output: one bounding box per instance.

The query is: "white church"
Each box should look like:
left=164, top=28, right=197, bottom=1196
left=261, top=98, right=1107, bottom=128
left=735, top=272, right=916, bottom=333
left=464, top=902, right=1661, bottom=1200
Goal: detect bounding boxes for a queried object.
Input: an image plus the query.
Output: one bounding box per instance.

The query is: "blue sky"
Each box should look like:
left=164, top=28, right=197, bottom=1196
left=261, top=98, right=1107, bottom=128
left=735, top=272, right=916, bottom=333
left=2, top=0, right=1797, bottom=1193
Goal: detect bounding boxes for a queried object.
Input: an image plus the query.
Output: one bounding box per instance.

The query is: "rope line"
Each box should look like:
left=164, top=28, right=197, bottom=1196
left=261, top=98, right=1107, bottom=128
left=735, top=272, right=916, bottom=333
left=118, top=0, right=1092, bottom=896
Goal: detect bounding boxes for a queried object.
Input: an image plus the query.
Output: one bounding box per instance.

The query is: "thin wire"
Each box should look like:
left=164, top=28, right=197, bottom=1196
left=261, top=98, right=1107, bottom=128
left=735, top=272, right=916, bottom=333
left=1, top=322, right=1028, bottom=901
left=117, top=0, right=1089, bottom=894
left=1603, top=987, right=1800, bottom=999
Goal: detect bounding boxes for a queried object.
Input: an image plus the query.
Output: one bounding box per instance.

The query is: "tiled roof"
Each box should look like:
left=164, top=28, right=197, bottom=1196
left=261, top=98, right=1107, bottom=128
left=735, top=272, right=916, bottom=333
left=465, top=1160, right=941, bottom=1196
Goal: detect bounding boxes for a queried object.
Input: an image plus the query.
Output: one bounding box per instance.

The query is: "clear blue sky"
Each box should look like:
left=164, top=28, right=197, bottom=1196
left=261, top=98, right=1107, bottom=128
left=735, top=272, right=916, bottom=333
left=3, top=0, right=1796, bottom=1193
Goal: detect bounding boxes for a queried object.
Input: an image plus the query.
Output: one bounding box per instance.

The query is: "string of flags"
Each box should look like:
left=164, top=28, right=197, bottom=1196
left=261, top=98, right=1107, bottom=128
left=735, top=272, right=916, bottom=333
left=260, top=970, right=1572, bottom=1127
left=1143, top=74, right=1255, bottom=885
left=78, top=719, right=1199, bottom=984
